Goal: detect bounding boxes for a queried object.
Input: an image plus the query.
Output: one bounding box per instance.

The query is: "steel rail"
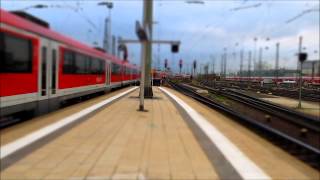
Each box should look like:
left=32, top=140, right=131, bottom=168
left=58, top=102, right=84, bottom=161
left=194, top=84, right=320, bottom=132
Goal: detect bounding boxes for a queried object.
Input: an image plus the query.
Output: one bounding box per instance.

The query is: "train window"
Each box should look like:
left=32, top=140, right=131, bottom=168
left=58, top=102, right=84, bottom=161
left=41, top=46, right=47, bottom=96
left=111, top=63, right=115, bottom=73
left=75, top=54, right=87, bottom=74
left=62, top=49, right=104, bottom=75
left=63, top=50, right=75, bottom=74
left=51, top=49, right=57, bottom=94
left=99, top=60, right=105, bottom=74
left=86, top=57, right=92, bottom=74
left=124, top=67, right=130, bottom=74
left=112, top=63, right=121, bottom=75
left=119, top=65, right=122, bottom=75
left=0, top=32, right=32, bottom=73
left=91, top=59, right=100, bottom=74
left=127, top=67, right=132, bottom=74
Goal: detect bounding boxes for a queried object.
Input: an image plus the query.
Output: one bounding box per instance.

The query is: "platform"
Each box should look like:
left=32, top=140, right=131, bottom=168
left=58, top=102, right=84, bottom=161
left=261, top=96, right=320, bottom=117
left=0, top=88, right=218, bottom=179
left=0, top=87, right=318, bottom=180
left=1, top=87, right=133, bottom=146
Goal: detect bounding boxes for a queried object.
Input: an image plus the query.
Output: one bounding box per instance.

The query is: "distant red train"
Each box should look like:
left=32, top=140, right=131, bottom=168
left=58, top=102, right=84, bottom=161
left=0, top=9, right=140, bottom=120
left=225, top=76, right=320, bottom=85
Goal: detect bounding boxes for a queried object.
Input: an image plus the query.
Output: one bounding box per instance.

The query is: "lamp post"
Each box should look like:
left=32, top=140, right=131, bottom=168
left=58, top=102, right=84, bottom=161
left=248, top=51, right=252, bottom=86
left=223, top=47, right=227, bottom=78
left=98, top=1, right=113, bottom=53
left=258, top=47, right=263, bottom=78
left=253, top=37, right=258, bottom=73
left=233, top=42, right=238, bottom=77
left=275, top=43, right=280, bottom=84
left=220, top=54, right=224, bottom=77
left=210, top=55, right=215, bottom=74
left=239, top=49, right=243, bottom=78
left=312, top=50, right=319, bottom=81
left=257, top=37, right=270, bottom=79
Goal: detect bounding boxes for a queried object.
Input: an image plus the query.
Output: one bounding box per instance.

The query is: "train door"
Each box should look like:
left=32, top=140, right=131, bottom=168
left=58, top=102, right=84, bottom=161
left=106, top=62, right=111, bottom=86
left=38, top=38, right=58, bottom=113
left=39, top=39, right=49, bottom=99
left=49, top=42, right=58, bottom=98
left=38, top=38, right=50, bottom=113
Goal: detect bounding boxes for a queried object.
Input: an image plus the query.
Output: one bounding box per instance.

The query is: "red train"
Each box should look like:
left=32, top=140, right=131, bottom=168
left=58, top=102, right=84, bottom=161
left=0, top=9, right=140, bottom=121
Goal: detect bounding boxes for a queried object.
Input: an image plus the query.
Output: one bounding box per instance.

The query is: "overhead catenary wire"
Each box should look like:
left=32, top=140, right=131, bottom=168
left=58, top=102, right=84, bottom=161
left=286, top=7, right=320, bottom=24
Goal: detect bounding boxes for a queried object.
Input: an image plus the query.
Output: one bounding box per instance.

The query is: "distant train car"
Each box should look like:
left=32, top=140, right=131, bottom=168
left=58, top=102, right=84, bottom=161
left=226, top=76, right=320, bottom=85
left=152, top=69, right=168, bottom=86
left=0, top=9, right=140, bottom=121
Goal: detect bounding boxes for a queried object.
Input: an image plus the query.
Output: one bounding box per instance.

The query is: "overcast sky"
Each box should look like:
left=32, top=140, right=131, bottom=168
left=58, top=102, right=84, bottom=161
left=2, top=0, right=319, bottom=73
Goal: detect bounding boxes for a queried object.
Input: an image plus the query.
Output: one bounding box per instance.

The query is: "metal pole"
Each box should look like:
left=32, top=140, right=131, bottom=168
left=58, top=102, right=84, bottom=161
left=157, top=44, right=160, bottom=70
left=224, top=48, right=227, bottom=78
left=103, top=18, right=109, bottom=52
left=311, top=61, right=315, bottom=81
left=112, top=35, right=116, bottom=55
left=192, top=63, right=194, bottom=77
left=297, top=36, right=303, bottom=109
left=211, top=56, right=215, bottom=74
left=143, top=0, right=153, bottom=98
left=298, top=60, right=303, bottom=108
left=139, top=41, right=146, bottom=111
left=108, top=9, right=112, bottom=53
left=232, top=52, right=235, bottom=76
left=275, top=42, right=280, bottom=83
left=240, top=49, right=243, bottom=78
left=220, top=54, right=224, bottom=77
left=258, top=47, right=263, bottom=78
left=248, top=51, right=252, bottom=86
left=139, top=0, right=153, bottom=110
left=297, top=36, right=303, bottom=80
left=253, top=37, right=257, bottom=73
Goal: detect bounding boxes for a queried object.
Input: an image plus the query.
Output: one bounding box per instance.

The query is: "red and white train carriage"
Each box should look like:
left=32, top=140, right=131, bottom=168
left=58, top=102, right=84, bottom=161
left=0, top=9, right=139, bottom=121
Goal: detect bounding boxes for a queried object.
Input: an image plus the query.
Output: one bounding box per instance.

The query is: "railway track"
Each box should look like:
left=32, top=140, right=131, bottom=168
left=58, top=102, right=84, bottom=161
left=203, top=81, right=320, bottom=102
left=168, top=81, right=320, bottom=170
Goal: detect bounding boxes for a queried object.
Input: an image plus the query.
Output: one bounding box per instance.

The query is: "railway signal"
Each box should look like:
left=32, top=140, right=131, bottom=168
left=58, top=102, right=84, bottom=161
left=172, top=44, right=179, bottom=53
left=298, top=52, right=308, bottom=109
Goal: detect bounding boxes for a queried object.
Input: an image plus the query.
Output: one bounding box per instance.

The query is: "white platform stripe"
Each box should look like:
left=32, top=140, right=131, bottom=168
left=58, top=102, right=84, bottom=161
left=159, top=87, right=271, bottom=180
left=0, top=87, right=138, bottom=159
